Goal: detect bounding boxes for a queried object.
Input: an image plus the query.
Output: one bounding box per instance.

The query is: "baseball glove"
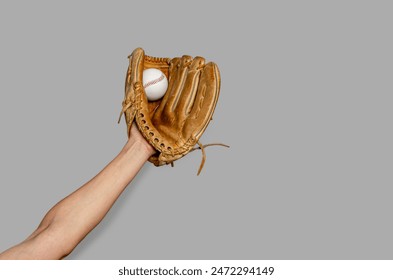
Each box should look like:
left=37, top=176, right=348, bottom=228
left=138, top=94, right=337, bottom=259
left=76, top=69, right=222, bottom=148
left=118, top=47, right=227, bottom=175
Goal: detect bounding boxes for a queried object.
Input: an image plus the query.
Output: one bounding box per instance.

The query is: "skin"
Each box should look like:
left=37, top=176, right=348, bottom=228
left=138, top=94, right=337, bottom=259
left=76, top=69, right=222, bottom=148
left=0, top=124, right=155, bottom=260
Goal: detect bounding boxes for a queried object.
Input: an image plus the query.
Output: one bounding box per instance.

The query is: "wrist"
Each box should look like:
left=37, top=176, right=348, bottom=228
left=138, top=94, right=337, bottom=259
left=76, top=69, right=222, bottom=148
left=123, top=137, right=155, bottom=158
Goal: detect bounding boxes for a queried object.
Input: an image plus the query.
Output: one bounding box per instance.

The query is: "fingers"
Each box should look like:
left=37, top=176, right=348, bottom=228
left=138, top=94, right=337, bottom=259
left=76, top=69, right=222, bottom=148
left=124, top=48, right=145, bottom=95
left=153, top=55, right=219, bottom=142
left=130, top=48, right=145, bottom=86
left=121, top=48, right=145, bottom=124
left=160, top=56, right=206, bottom=116
left=163, top=55, right=193, bottom=114
left=175, top=57, right=206, bottom=118
left=184, top=62, right=220, bottom=139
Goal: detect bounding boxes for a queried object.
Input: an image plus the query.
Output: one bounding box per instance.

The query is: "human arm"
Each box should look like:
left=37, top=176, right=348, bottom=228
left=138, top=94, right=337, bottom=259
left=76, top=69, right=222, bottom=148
left=0, top=124, right=154, bottom=260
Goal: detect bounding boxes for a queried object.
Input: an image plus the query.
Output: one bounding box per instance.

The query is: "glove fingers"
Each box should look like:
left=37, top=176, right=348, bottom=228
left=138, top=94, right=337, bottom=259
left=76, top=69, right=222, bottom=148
left=184, top=62, right=220, bottom=139
left=175, top=56, right=206, bottom=119
left=162, top=55, right=193, bottom=116
left=130, top=48, right=145, bottom=84
left=124, top=58, right=132, bottom=94
left=126, top=48, right=144, bottom=101
left=153, top=57, right=181, bottom=118
left=122, top=48, right=145, bottom=135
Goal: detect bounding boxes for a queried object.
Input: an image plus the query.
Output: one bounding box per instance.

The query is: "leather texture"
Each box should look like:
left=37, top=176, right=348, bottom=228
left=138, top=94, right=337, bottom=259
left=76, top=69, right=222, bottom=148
left=119, top=48, right=221, bottom=172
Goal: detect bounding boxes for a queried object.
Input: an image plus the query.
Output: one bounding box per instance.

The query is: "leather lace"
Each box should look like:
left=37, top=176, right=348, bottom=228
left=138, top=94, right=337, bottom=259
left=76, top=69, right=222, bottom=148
left=190, top=142, right=230, bottom=175
left=117, top=100, right=132, bottom=124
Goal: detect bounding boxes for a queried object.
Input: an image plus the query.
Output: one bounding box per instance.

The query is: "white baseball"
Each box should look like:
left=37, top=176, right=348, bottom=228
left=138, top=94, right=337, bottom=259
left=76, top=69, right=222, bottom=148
left=143, top=68, right=168, bottom=101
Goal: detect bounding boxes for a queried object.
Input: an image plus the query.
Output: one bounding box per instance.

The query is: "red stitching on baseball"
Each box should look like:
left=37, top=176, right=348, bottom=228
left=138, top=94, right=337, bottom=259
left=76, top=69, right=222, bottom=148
left=144, top=74, right=165, bottom=88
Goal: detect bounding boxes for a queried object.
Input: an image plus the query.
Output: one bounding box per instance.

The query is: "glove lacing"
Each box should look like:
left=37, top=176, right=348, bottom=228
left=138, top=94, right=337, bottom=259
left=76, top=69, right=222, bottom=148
left=190, top=142, right=230, bottom=175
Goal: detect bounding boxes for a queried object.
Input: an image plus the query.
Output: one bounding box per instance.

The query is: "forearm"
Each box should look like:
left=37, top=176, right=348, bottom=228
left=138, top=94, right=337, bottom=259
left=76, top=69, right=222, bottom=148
left=0, top=137, right=154, bottom=259
left=46, top=139, right=152, bottom=235
left=39, top=139, right=153, bottom=252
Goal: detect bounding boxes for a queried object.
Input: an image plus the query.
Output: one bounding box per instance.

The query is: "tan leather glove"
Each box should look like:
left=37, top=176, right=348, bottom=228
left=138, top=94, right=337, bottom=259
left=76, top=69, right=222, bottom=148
left=119, top=47, right=225, bottom=175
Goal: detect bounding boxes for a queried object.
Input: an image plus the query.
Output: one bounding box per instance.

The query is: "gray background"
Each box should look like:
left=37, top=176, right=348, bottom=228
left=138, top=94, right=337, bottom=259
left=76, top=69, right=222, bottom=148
left=0, top=0, right=392, bottom=259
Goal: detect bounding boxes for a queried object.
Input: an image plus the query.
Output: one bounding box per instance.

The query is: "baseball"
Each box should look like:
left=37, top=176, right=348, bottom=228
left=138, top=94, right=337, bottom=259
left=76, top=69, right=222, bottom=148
left=143, top=68, right=168, bottom=101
